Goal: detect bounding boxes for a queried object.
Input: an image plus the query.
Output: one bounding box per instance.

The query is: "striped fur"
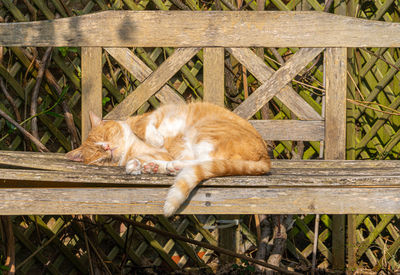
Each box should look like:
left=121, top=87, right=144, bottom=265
left=66, top=102, right=271, bottom=216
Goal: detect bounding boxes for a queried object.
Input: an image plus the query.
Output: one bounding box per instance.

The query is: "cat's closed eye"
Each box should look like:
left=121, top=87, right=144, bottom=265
left=95, top=142, right=112, bottom=151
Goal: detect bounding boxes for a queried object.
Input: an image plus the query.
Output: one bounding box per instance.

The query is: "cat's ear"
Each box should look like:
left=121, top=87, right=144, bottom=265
left=89, top=111, right=102, bottom=127
left=65, top=147, right=84, bottom=162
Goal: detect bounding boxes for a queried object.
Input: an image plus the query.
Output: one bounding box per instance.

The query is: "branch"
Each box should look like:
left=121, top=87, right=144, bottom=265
left=347, top=98, right=400, bottom=116
left=0, top=78, right=21, bottom=123
left=1, top=217, right=15, bottom=275
left=16, top=222, right=70, bottom=271
left=109, top=215, right=302, bottom=275
left=30, top=47, right=52, bottom=140
left=0, top=108, right=49, bottom=152
left=22, top=48, right=80, bottom=148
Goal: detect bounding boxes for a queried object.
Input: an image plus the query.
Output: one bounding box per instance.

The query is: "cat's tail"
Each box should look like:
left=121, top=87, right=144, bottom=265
left=163, top=156, right=271, bottom=217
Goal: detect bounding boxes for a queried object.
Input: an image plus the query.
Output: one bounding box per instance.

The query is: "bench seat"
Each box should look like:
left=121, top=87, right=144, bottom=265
left=1, top=151, right=399, bottom=215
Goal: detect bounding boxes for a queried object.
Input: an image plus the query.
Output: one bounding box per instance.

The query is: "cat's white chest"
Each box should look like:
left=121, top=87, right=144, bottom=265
left=158, top=116, right=186, bottom=137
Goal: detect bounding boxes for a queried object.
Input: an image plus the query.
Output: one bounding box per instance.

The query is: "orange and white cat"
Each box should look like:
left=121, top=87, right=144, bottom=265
left=66, top=102, right=270, bottom=216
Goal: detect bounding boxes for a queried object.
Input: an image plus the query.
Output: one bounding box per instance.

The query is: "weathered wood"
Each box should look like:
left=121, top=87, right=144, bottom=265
left=0, top=187, right=399, bottom=215
left=324, top=48, right=347, bottom=160
left=104, top=48, right=199, bottom=120
left=104, top=47, right=184, bottom=104
left=250, top=120, right=324, bottom=141
left=234, top=48, right=324, bottom=119
left=1, top=11, right=400, bottom=47
left=228, top=48, right=322, bottom=120
left=324, top=48, right=347, bottom=271
left=203, top=48, right=225, bottom=106
left=81, top=47, right=102, bottom=140
left=3, top=167, right=400, bottom=187
left=4, top=152, right=400, bottom=171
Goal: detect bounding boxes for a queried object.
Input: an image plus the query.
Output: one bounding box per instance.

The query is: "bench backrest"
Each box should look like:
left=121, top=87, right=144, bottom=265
left=2, top=11, right=400, bottom=160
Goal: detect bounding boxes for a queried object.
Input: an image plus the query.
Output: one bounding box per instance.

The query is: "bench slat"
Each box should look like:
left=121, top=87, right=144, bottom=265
left=2, top=151, right=400, bottom=170
left=0, top=187, right=398, bottom=215
left=1, top=11, right=400, bottom=47
left=2, top=168, right=400, bottom=187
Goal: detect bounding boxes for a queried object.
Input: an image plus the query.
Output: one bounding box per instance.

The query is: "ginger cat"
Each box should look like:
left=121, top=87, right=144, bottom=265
left=66, top=102, right=270, bottom=216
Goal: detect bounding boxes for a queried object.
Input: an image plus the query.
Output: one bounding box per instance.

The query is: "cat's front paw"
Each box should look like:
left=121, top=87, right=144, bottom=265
left=142, top=161, right=160, bottom=174
left=142, top=160, right=170, bottom=174
left=126, top=159, right=142, bottom=175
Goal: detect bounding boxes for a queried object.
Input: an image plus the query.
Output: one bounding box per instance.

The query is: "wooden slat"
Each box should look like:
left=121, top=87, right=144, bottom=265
left=81, top=47, right=102, bottom=140
left=4, top=152, right=400, bottom=170
left=3, top=168, right=400, bottom=187
left=324, top=48, right=347, bottom=160
left=249, top=120, right=324, bottom=141
left=324, top=48, right=347, bottom=271
left=1, top=11, right=400, bottom=47
left=105, top=47, right=184, bottom=104
left=104, top=48, right=199, bottom=120
left=0, top=187, right=400, bottom=215
left=228, top=48, right=322, bottom=120
left=203, top=48, right=225, bottom=106
left=234, top=48, right=323, bottom=119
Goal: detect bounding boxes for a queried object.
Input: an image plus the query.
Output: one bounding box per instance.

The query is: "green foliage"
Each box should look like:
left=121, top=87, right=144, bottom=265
left=232, top=259, right=256, bottom=274
left=102, top=96, right=111, bottom=106
left=58, top=47, right=78, bottom=57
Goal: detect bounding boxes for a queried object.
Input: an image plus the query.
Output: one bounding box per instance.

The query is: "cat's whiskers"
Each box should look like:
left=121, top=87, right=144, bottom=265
left=87, top=156, right=107, bottom=165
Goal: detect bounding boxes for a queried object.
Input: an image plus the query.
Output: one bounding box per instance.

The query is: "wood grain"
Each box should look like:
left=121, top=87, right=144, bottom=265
left=203, top=48, right=225, bottom=106
left=0, top=187, right=399, bottom=215
left=2, top=149, right=400, bottom=214
left=3, top=167, right=400, bottom=187
left=104, top=48, right=199, bottom=120
left=324, top=48, right=347, bottom=160
left=81, top=47, right=102, bottom=140
left=249, top=120, right=324, bottom=141
left=105, top=47, right=184, bottom=104
left=1, top=11, right=400, bottom=47
left=3, top=151, right=400, bottom=170
left=228, top=48, right=322, bottom=120
left=234, top=48, right=324, bottom=119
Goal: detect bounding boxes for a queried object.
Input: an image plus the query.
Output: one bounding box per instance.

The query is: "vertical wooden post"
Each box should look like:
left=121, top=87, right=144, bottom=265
left=204, top=47, right=239, bottom=264
left=203, top=48, right=225, bottom=106
left=325, top=47, right=347, bottom=271
left=81, top=47, right=102, bottom=141
left=345, top=0, right=359, bottom=271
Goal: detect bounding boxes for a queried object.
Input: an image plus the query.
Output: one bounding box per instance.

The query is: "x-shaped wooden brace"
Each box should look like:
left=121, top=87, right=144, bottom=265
left=104, top=47, right=323, bottom=122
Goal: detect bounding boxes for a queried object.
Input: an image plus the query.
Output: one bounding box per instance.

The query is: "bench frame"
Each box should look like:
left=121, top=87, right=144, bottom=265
left=0, top=11, right=400, bottom=214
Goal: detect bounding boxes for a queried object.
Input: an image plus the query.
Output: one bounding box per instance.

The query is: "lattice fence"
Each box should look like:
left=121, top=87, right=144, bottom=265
left=0, top=0, right=399, bottom=273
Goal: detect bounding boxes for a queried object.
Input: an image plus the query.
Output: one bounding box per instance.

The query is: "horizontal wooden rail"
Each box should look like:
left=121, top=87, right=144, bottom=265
left=0, top=187, right=398, bottom=215
left=250, top=120, right=324, bottom=141
left=1, top=152, right=400, bottom=215
left=0, top=11, right=399, bottom=47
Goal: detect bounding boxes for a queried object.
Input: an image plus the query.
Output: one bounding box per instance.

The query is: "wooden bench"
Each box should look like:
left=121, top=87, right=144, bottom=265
left=0, top=11, right=400, bottom=217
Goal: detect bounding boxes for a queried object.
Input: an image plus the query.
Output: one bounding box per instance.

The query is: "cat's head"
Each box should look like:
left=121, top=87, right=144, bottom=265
left=65, top=112, right=124, bottom=165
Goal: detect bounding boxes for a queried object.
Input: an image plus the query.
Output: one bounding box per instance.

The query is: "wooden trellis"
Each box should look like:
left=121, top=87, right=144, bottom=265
left=0, top=0, right=400, bottom=273
left=11, top=214, right=217, bottom=274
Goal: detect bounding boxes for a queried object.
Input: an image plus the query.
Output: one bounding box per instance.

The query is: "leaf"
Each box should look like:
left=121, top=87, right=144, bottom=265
left=68, top=47, right=78, bottom=53
left=46, top=111, right=64, bottom=118
left=102, top=97, right=110, bottom=106
left=0, top=265, right=10, bottom=271
left=58, top=47, right=68, bottom=57
left=60, top=85, right=69, bottom=100
left=5, top=121, right=16, bottom=132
